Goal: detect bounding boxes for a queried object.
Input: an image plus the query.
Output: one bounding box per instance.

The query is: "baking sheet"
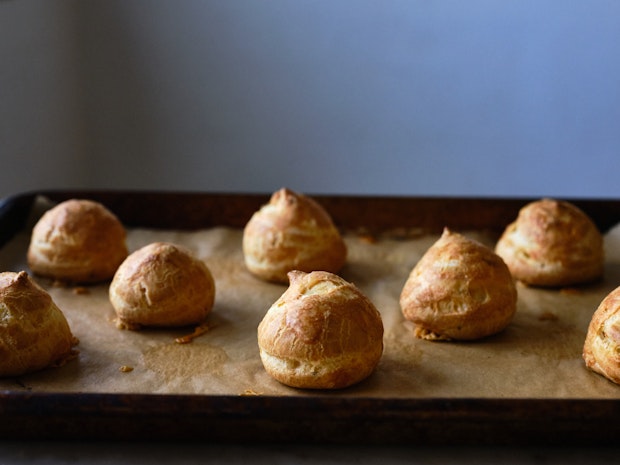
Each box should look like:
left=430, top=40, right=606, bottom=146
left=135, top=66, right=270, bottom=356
left=4, top=190, right=620, bottom=445
left=2, top=195, right=620, bottom=400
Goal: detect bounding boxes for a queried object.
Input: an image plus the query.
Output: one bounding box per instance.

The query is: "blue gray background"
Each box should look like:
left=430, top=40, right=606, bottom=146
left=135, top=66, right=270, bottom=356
left=1, top=0, right=619, bottom=198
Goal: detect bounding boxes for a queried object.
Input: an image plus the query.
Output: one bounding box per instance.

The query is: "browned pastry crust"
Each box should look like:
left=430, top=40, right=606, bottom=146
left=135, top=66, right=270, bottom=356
left=242, top=188, right=347, bottom=283
left=109, top=242, right=216, bottom=329
left=494, top=198, right=604, bottom=287
left=0, top=271, right=78, bottom=377
left=257, top=270, right=384, bottom=389
left=400, top=228, right=517, bottom=341
left=27, top=199, right=128, bottom=284
left=583, top=286, right=620, bottom=385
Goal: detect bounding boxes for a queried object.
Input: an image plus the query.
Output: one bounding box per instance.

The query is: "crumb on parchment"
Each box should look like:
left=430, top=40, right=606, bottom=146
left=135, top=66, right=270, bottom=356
left=175, top=322, right=210, bottom=344
left=240, top=389, right=262, bottom=396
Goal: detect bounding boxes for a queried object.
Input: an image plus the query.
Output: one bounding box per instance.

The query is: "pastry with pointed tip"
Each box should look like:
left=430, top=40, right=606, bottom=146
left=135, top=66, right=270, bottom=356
left=0, top=271, right=78, bottom=377
left=109, top=242, right=216, bottom=329
left=495, top=198, right=604, bottom=287
left=583, top=286, right=620, bottom=385
left=27, top=199, right=128, bottom=284
left=242, top=188, right=347, bottom=283
left=400, top=228, right=517, bottom=341
left=257, top=270, right=384, bottom=389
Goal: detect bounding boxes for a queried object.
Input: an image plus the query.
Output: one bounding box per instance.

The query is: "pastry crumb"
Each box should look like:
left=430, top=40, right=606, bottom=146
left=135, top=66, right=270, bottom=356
left=358, top=233, right=377, bottom=244
left=240, top=388, right=262, bottom=396
left=538, top=312, right=559, bottom=322
left=73, top=286, right=89, bottom=295
left=414, top=326, right=451, bottom=341
left=175, top=322, right=210, bottom=344
left=119, top=365, right=134, bottom=373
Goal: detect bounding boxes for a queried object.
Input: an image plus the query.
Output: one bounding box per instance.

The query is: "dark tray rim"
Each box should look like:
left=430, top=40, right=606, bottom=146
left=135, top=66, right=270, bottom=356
left=2, top=188, right=620, bottom=445
left=1, top=390, right=619, bottom=445
left=4, top=188, right=620, bottom=239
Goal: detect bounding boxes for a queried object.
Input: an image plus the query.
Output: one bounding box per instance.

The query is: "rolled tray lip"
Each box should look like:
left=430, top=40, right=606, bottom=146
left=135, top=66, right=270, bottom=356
left=0, top=390, right=617, bottom=444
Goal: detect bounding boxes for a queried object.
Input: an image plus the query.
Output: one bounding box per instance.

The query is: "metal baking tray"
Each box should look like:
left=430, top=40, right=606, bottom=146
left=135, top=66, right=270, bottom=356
left=1, top=189, right=620, bottom=445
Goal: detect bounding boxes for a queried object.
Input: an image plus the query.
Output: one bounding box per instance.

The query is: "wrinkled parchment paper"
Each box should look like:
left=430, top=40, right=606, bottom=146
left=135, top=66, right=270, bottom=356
left=2, top=197, right=620, bottom=398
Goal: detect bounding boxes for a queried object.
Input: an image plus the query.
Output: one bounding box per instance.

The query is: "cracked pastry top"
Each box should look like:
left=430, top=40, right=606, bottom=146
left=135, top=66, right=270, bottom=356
left=109, top=242, right=216, bottom=330
left=257, top=270, right=384, bottom=389
left=242, top=188, right=347, bottom=283
left=27, top=199, right=128, bottom=284
left=494, top=198, right=604, bottom=287
left=0, top=271, right=78, bottom=377
left=400, top=228, right=517, bottom=341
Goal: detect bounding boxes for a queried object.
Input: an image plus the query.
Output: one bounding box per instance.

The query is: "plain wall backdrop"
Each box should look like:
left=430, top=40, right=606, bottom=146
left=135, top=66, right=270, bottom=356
left=1, top=0, right=619, bottom=198
left=0, top=0, right=84, bottom=198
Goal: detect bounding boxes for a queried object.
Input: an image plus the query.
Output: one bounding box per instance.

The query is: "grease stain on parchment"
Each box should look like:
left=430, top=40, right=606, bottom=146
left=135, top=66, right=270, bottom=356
left=142, top=342, right=229, bottom=379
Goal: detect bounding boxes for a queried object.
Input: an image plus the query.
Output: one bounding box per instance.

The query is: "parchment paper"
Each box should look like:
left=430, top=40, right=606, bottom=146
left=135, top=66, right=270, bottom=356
left=2, top=198, right=620, bottom=398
